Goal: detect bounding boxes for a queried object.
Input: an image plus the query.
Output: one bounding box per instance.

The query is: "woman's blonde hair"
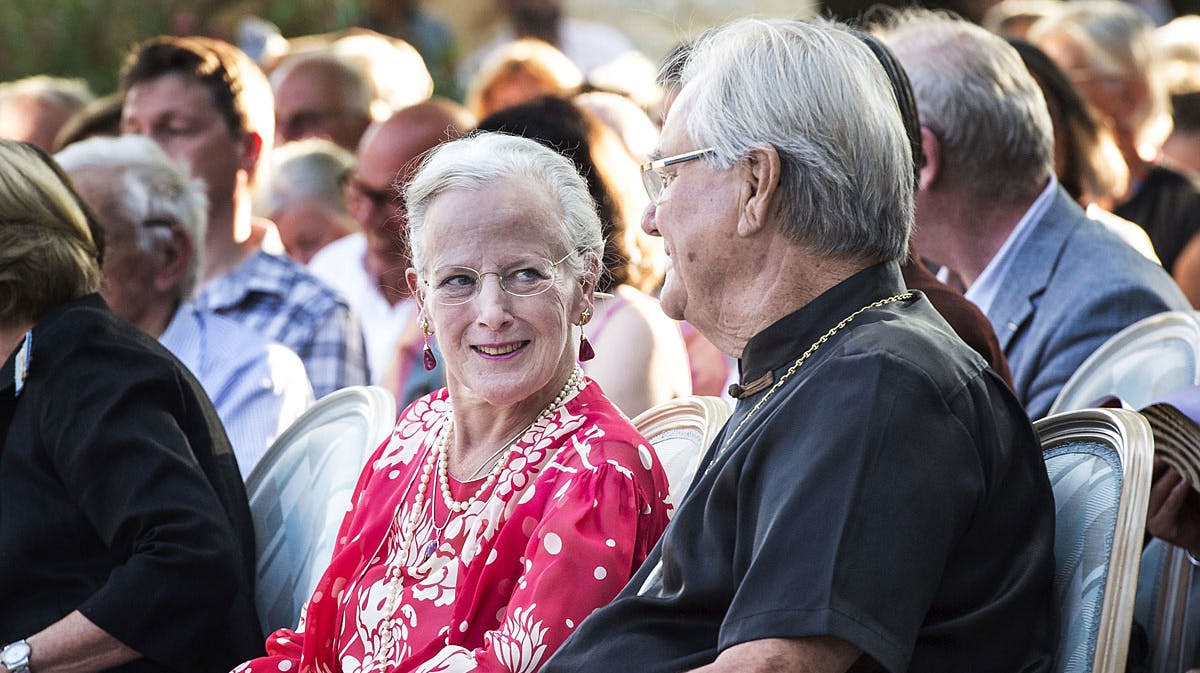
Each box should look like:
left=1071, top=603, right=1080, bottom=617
left=0, top=140, right=103, bottom=326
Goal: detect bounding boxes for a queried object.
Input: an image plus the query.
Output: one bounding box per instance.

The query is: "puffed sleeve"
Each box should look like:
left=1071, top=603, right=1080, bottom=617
left=411, top=448, right=668, bottom=673
left=39, top=346, right=247, bottom=673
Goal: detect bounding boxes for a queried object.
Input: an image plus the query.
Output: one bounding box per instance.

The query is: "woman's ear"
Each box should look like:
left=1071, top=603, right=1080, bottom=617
left=738, top=145, right=781, bottom=237
left=406, top=268, right=425, bottom=312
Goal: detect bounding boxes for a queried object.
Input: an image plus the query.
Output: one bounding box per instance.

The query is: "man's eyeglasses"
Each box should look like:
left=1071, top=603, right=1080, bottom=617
left=423, top=251, right=575, bottom=306
left=640, top=148, right=715, bottom=203
left=343, top=176, right=403, bottom=212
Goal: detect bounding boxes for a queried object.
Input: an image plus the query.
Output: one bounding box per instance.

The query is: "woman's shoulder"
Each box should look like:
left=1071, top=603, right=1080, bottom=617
left=556, top=382, right=658, bottom=471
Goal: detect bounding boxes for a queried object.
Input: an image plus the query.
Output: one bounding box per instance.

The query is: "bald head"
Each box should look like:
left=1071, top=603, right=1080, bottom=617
left=349, top=99, right=475, bottom=280
left=273, top=55, right=373, bottom=150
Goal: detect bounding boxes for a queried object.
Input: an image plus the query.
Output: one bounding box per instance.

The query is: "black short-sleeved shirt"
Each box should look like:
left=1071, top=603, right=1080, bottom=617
left=544, top=262, right=1057, bottom=673
left=0, top=295, right=264, bottom=673
left=1114, top=164, right=1200, bottom=273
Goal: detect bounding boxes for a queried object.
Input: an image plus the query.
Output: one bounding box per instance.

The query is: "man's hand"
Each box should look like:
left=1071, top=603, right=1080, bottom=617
left=1146, top=458, right=1200, bottom=555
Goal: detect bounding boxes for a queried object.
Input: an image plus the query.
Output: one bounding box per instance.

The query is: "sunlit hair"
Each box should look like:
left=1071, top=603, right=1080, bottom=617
left=406, top=133, right=603, bottom=287
left=56, top=135, right=208, bottom=299
left=0, top=140, right=103, bottom=325
left=878, top=9, right=1054, bottom=205
left=256, top=138, right=355, bottom=218
left=1155, top=17, right=1200, bottom=134
left=269, top=51, right=373, bottom=117
left=0, top=75, right=94, bottom=112
left=982, top=0, right=1065, bottom=38
left=682, top=18, right=912, bottom=261
left=121, top=35, right=275, bottom=154
left=1029, top=0, right=1172, bottom=154
left=465, top=39, right=583, bottom=119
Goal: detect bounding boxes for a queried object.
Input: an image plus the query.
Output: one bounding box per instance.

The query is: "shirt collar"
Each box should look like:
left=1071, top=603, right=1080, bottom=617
left=964, top=176, right=1058, bottom=316
left=196, top=249, right=289, bottom=311
left=734, top=261, right=907, bottom=397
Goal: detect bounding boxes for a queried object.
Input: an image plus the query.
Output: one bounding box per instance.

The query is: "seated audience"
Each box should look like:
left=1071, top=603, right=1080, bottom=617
left=57, top=134, right=314, bottom=478
left=120, top=36, right=368, bottom=398
left=545, top=18, right=1056, bottom=673
left=1030, top=1, right=1200, bottom=275
left=308, top=99, right=474, bottom=401
left=881, top=10, right=1188, bottom=420
left=478, top=95, right=691, bottom=416
left=0, top=139, right=262, bottom=673
left=464, top=38, right=582, bottom=119
left=234, top=132, right=670, bottom=672
left=0, top=75, right=94, bottom=151
left=256, top=138, right=359, bottom=264
left=269, top=51, right=376, bottom=151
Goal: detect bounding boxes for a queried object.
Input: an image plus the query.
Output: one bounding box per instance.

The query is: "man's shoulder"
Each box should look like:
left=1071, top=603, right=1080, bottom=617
left=1048, top=211, right=1185, bottom=306
left=228, top=250, right=352, bottom=319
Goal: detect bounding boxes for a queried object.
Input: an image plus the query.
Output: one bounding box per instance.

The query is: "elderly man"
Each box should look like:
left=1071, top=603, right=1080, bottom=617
left=879, top=11, right=1189, bottom=420
left=308, top=99, right=473, bottom=403
left=270, top=52, right=374, bottom=151
left=119, top=36, right=368, bottom=398
left=544, top=18, right=1055, bottom=673
left=56, top=134, right=314, bottom=478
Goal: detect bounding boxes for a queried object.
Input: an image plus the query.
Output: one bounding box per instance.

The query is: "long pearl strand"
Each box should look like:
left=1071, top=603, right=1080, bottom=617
left=375, top=367, right=587, bottom=665
left=437, top=367, right=585, bottom=514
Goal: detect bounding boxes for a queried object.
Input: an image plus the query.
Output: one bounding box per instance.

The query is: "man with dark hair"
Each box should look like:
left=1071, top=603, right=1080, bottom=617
left=120, top=36, right=368, bottom=397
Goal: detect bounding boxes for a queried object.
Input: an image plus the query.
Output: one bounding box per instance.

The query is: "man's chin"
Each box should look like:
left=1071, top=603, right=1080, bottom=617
left=658, top=283, right=687, bottom=321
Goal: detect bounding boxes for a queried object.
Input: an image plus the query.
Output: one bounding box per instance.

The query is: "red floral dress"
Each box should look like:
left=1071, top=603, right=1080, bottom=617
left=233, top=379, right=671, bottom=673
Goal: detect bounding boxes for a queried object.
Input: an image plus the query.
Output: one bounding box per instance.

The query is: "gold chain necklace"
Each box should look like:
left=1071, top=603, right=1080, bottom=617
left=708, top=292, right=913, bottom=471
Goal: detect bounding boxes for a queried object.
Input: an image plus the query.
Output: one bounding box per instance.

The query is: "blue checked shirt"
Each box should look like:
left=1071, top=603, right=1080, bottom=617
left=194, top=250, right=369, bottom=399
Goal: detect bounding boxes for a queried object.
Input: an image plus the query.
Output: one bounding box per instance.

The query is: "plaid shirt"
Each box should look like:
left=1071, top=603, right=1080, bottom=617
left=194, top=250, right=369, bottom=399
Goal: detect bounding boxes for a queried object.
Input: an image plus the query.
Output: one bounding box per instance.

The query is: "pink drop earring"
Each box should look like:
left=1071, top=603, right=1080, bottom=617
left=578, top=308, right=595, bottom=362
left=420, top=316, right=437, bottom=371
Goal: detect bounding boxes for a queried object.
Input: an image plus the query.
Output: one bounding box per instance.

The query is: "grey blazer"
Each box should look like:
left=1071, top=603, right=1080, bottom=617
left=986, top=186, right=1190, bottom=420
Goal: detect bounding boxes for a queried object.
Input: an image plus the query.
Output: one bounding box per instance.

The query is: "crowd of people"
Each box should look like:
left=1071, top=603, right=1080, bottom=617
left=3, top=0, right=1200, bottom=671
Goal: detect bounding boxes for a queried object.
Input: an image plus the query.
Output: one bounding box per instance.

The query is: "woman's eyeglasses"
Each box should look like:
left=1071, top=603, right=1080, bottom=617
left=423, top=251, right=575, bottom=305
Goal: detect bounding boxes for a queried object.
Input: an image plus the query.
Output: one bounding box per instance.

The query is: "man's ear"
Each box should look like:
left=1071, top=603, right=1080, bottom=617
left=239, top=130, right=264, bottom=176
left=154, top=226, right=195, bottom=294
left=918, top=126, right=941, bottom=192
left=738, top=144, right=782, bottom=237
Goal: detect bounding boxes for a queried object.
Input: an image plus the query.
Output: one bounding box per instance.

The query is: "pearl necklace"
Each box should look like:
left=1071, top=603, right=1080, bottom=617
left=374, top=368, right=587, bottom=665
left=436, top=367, right=585, bottom=514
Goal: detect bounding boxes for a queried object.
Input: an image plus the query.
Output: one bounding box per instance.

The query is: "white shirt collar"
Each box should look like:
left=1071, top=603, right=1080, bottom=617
left=964, top=177, right=1059, bottom=317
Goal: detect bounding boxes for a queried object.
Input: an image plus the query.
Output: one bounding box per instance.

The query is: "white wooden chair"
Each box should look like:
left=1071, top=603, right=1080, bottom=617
left=245, top=385, right=396, bottom=634
left=631, top=395, right=732, bottom=508
left=1035, top=408, right=1154, bottom=673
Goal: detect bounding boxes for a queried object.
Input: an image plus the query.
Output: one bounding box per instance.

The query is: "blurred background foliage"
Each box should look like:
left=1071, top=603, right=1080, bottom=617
left=0, top=0, right=367, bottom=94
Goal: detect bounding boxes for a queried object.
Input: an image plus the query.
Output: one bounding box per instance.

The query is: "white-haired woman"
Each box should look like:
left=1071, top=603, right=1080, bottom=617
left=235, top=133, right=671, bottom=673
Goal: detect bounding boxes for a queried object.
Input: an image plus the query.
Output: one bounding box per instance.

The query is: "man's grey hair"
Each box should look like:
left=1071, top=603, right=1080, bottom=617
left=879, top=10, right=1054, bottom=204
left=256, top=137, right=355, bottom=216
left=679, top=18, right=913, bottom=261
left=406, top=132, right=604, bottom=284
left=56, top=134, right=208, bottom=299
left=1030, top=0, right=1172, bottom=152
left=0, top=75, right=94, bottom=111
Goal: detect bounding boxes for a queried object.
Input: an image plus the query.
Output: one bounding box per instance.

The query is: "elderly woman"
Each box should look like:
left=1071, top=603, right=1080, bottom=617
left=235, top=133, right=671, bottom=673
left=0, top=140, right=261, bottom=672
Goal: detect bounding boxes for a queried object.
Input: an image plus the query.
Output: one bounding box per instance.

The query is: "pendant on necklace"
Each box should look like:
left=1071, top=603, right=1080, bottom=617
left=420, top=539, right=439, bottom=563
